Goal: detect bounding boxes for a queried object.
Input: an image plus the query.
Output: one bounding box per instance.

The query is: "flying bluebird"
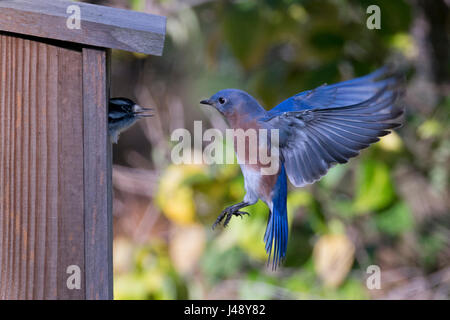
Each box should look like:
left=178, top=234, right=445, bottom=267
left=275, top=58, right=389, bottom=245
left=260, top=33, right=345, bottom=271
left=200, top=67, right=404, bottom=269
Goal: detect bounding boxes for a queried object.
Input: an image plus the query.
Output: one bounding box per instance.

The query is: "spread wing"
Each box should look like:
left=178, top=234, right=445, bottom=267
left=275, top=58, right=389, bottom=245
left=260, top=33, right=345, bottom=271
left=262, top=68, right=404, bottom=187
left=268, top=66, right=397, bottom=115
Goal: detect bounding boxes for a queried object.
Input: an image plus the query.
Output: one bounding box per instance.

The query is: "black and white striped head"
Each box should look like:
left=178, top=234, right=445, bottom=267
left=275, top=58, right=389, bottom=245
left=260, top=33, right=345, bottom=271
left=108, top=97, right=153, bottom=143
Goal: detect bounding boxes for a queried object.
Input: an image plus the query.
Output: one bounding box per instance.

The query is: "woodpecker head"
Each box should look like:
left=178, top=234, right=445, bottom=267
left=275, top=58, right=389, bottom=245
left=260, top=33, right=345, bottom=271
left=108, top=97, right=153, bottom=144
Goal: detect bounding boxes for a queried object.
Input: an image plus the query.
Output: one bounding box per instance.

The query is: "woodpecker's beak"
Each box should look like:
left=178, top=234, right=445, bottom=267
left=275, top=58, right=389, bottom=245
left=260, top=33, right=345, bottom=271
left=133, top=104, right=154, bottom=117
left=200, top=99, right=213, bottom=106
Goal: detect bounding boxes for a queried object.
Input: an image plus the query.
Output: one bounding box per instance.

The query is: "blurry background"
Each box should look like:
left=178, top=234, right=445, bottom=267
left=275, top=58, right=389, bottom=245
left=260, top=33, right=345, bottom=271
left=82, top=0, right=449, bottom=299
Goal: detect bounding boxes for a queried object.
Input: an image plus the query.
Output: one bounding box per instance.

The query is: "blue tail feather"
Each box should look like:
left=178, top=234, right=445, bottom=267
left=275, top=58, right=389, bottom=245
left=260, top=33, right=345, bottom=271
left=263, top=164, right=288, bottom=269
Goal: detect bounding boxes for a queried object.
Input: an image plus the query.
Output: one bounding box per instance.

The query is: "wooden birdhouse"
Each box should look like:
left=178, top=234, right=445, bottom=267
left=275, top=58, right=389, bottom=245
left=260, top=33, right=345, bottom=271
left=0, top=0, right=166, bottom=299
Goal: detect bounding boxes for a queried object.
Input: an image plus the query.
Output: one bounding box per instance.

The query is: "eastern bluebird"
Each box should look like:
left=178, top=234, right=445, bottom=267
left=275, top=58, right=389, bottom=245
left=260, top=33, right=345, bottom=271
left=200, top=67, right=404, bottom=269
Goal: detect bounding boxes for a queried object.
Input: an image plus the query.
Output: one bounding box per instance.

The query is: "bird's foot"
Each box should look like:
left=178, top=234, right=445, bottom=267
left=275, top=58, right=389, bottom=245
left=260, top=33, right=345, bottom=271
left=212, top=204, right=249, bottom=229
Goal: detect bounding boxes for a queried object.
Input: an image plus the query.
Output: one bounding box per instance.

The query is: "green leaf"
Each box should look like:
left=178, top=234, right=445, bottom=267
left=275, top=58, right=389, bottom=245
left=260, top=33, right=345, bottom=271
left=320, top=164, right=348, bottom=189
left=334, top=198, right=356, bottom=219
left=375, top=202, right=413, bottom=235
left=353, top=159, right=395, bottom=213
left=287, top=190, right=313, bottom=212
left=130, top=0, right=145, bottom=12
left=417, top=119, right=444, bottom=139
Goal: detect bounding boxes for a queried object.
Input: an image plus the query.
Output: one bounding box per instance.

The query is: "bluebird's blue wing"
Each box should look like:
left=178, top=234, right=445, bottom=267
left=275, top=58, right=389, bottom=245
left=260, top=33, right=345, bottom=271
left=263, top=69, right=404, bottom=187
left=267, top=67, right=397, bottom=115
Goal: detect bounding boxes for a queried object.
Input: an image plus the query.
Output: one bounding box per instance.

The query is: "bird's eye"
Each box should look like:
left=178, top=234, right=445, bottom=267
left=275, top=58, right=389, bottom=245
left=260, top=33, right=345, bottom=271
left=218, top=97, right=226, bottom=104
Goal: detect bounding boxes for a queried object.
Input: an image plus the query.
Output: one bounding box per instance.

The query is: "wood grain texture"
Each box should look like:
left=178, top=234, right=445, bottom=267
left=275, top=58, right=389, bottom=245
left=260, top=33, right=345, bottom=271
left=0, top=33, right=112, bottom=299
left=82, top=47, right=113, bottom=300
left=57, top=43, right=86, bottom=300
left=0, top=0, right=166, bottom=55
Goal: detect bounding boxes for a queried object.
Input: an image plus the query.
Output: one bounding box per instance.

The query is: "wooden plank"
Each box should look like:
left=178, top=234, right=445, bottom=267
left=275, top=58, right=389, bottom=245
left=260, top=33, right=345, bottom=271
left=0, top=0, right=166, bottom=55
left=56, top=43, right=86, bottom=300
left=0, top=33, right=88, bottom=299
left=82, top=47, right=113, bottom=300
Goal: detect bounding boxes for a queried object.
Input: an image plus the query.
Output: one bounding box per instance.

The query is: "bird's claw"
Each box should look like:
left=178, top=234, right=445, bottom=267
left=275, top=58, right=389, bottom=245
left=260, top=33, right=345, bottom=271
left=212, top=213, right=225, bottom=230
left=235, top=211, right=249, bottom=219
left=212, top=207, right=249, bottom=229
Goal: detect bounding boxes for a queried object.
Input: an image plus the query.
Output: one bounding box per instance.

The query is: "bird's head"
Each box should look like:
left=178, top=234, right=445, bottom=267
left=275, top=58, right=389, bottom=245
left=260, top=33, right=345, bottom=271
left=108, top=97, right=153, bottom=144
left=109, top=97, right=153, bottom=119
left=200, top=89, right=265, bottom=119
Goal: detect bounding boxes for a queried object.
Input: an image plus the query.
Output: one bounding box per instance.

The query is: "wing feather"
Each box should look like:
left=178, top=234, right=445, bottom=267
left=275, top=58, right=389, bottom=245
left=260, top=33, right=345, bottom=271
left=264, top=68, right=404, bottom=187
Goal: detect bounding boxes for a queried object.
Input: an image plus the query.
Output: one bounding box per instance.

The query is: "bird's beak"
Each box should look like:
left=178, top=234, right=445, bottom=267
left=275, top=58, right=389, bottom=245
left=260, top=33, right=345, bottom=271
left=133, top=105, right=154, bottom=117
left=200, top=99, right=213, bottom=106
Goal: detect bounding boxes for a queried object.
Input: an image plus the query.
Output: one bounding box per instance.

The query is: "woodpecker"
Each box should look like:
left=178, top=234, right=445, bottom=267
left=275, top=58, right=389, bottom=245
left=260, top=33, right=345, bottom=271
left=108, top=97, right=153, bottom=143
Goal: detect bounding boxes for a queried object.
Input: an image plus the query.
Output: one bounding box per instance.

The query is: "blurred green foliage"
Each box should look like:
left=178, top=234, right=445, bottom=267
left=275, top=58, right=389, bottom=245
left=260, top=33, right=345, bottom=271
left=105, top=0, right=450, bottom=299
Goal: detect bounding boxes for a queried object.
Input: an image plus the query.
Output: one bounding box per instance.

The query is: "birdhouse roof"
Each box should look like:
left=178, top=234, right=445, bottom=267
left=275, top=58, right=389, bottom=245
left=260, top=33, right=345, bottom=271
left=0, top=0, right=166, bottom=55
